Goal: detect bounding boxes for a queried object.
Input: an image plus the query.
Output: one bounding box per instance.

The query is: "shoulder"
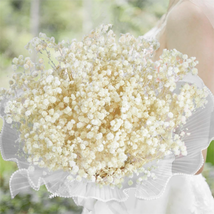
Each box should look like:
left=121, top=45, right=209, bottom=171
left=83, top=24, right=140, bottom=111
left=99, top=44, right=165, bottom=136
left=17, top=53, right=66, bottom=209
left=166, top=1, right=208, bottom=32
left=165, top=0, right=213, bottom=43
left=165, top=0, right=214, bottom=95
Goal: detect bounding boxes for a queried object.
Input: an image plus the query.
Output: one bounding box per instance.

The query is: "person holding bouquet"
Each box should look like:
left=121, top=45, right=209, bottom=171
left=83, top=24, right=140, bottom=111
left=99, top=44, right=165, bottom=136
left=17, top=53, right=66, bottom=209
left=0, top=0, right=214, bottom=213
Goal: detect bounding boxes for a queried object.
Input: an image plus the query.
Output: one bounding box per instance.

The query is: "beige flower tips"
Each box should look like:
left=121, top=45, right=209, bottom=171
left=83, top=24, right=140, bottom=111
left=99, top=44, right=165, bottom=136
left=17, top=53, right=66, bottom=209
left=0, top=23, right=208, bottom=189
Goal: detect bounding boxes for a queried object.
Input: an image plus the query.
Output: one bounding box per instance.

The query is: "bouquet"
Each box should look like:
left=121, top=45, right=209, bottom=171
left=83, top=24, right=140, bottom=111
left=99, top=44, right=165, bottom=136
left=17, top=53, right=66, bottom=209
left=0, top=24, right=211, bottom=198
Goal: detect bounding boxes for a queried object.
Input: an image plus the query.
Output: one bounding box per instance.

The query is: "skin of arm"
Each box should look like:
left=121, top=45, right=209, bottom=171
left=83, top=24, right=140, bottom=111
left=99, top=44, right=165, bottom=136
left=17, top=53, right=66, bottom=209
left=165, top=1, right=214, bottom=174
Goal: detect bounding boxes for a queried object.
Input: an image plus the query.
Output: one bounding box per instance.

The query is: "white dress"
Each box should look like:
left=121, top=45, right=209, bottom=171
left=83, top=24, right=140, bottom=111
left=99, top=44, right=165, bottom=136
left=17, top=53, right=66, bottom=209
left=77, top=0, right=214, bottom=213
left=0, top=0, right=214, bottom=214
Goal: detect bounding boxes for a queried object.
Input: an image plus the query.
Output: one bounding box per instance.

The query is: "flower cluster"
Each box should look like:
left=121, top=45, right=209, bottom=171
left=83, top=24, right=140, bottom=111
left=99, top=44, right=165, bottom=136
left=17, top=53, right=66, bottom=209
left=0, top=24, right=208, bottom=188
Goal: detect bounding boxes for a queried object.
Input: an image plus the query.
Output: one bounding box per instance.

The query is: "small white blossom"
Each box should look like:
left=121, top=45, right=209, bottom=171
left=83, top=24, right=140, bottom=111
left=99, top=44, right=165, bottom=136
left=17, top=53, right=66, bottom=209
left=64, top=106, right=72, bottom=114
left=56, top=87, right=62, bottom=93
left=96, top=133, right=103, bottom=140
left=192, top=68, right=198, bottom=75
left=6, top=117, right=13, bottom=124
left=168, top=112, right=173, bottom=118
left=107, top=132, right=114, bottom=140
left=76, top=175, right=82, bottom=182
left=182, top=54, right=188, bottom=59
left=46, top=75, right=54, bottom=83
left=24, top=64, right=29, bottom=70
left=43, top=99, right=49, bottom=106
left=25, top=110, right=31, bottom=117
left=147, top=75, right=152, bottom=80
left=63, top=96, right=69, bottom=103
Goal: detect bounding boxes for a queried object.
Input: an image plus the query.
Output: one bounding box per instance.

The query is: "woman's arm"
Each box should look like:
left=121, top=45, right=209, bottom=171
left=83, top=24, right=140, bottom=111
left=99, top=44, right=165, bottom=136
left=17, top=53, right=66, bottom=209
left=165, top=1, right=214, bottom=174
left=195, top=149, right=207, bottom=175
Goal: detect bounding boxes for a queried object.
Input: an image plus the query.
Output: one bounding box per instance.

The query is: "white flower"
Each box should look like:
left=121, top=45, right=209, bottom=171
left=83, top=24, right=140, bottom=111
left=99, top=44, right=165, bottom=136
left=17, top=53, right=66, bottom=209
left=169, top=121, right=175, bottom=127
left=64, top=106, right=72, bottom=114
left=52, top=113, right=59, bottom=120
left=124, top=121, right=132, bottom=129
left=69, top=161, right=76, bottom=167
left=91, top=119, right=99, bottom=125
left=57, top=147, right=62, bottom=154
left=54, top=79, right=61, bottom=86
left=56, top=87, right=62, bottom=93
left=147, top=75, right=152, bottom=80
left=4, top=106, right=11, bottom=114
left=12, top=57, right=18, bottom=64
left=34, top=96, right=40, bottom=103
left=71, top=165, right=79, bottom=174
left=145, top=119, right=152, bottom=127
left=77, top=122, right=85, bottom=128
left=67, top=122, right=73, bottom=130
left=67, top=175, right=74, bottom=181
left=149, top=126, right=155, bottom=132
left=132, top=144, right=138, bottom=150
left=174, top=67, right=179, bottom=73
left=87, top=131, right=94, bottom=139
left=48, top=109, right=54, bottom=115
left=45, top=115, right=51, bottom=122
left=107, top=69, right=111, bottom=76
left=107, top=132, right=114, bottom=140
left=183, top=62, right=189, bottom=68
left=167, top=67, right=173, bottom=76
left=46, top=75, right=54, bottom=83
left=97, top=144, right=104, bottom=152
left=80, top=144, right=86, bottom=150
left=43, top=99, right=49, bottom=106
left=25, top=110, right=31, bottom=117
left=182, top=54, right=188, bottom=59
left=96, top=133, right=103, bottom=140
left=42, top=111, right=47, bottom=117
left=108, top=176, right=113, bottom=183
left=24, top=64, right=29, bottom=70
left=76, top=175, right=82, bottom=182
left=164, top=122, right=169, bottom=127
left=46, top=140, right=53, bottom=148
left=146, top=140, right=152, bottom=145
left=192, top=68, right=198, bottom=75
left=6, top=117, right=13, bottom=124
left=109, top=148, right=115, bottom=154
left=160, top=144, right=166, bottom=152
left=168, top=112, right=173, bottom=118
left=50, top=96, right=57, bottom=103
left=63, top=96, right=69, bottom=103
left=39, top=32, right=46, bottom=38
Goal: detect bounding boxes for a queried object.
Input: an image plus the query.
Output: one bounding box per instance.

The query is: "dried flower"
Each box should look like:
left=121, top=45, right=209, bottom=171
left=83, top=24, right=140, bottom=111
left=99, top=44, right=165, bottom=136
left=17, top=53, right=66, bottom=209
left=0, top=23, right=208, bottom=189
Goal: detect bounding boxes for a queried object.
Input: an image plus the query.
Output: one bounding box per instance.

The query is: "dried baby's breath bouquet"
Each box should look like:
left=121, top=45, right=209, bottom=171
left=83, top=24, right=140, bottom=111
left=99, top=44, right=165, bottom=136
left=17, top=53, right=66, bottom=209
left=0, top=24, right=208, bottom=189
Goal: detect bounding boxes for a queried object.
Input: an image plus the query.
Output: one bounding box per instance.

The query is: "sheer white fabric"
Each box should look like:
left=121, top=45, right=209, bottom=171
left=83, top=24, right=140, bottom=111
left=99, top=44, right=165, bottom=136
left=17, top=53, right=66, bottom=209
left=0, top=0, right=214, bottom=213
